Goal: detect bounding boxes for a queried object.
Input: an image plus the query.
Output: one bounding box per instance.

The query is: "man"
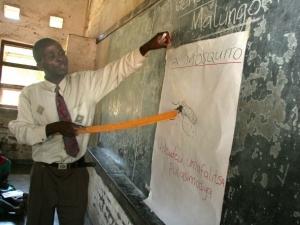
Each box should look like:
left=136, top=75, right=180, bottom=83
left=9, top=32, right=171, bottom=225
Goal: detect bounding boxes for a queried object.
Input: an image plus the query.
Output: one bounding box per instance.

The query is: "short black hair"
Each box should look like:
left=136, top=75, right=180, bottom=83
left=32, top=38, right=59, bottom=63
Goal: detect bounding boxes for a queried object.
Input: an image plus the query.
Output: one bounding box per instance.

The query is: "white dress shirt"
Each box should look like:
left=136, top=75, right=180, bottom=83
left=9, top=49, right=146, bottom=164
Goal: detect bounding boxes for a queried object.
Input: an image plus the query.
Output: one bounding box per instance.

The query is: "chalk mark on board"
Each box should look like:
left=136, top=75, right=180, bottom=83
left=277, top=163, right=290, bottom=186
left=193, top=17, right=262, bottom=41
left=178, top=0, right=215, bottom=19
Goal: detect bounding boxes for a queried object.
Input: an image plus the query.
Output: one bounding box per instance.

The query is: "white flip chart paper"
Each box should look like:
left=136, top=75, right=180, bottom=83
left=145, top=31, right=249, bottom=225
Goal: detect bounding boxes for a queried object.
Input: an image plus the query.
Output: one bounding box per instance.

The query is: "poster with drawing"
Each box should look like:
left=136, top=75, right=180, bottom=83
left=145, top=31, right=249, bottom=225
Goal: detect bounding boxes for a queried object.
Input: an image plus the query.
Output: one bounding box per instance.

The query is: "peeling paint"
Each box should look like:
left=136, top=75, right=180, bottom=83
left=247, top=50, right=258, bottom=65
left=293, top=212, right=300, bottom=218
left=252, top=147, right=260, bottom=159
left=227, top=165, right=240, bottom=179
left=238, top=93, right=285, bottom=143
left=226, top=186, right=235, bottom=200
left=241, top=79, right=258, bottom=98
left=260, top=173, right=268, bottom=188
left=271, top=33, right=298, bottom=65
left=270, top=142, right=281, bottom=159
left=236, top=31, right=296, bottom=147
left=291, top=106, right=298, bottom=127
left=267, top=190, right=274, bottom=197
left=252, top=171, right=258, bottom=183
left=271, top=55, right=284, bottom=65
left=254, top=17, right=267, bottom=37
left=249, top=58, right=270, bottom=80
left=283, top=33, right=297, bottom=63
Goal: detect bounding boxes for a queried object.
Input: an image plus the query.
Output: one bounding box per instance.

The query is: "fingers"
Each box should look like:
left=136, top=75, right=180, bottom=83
left=157, top=32, right=171, bottom=48
left=74, top=124, right=85, bottom=135
left=73, top=124, right=85, bottom=129
left=59, top=121, right=83, bottom=137
left=139, top=31, right=172, bottom=55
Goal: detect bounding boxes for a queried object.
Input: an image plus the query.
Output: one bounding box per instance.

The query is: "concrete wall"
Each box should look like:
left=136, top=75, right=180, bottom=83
left=0, top=0, right=89, bottom=46
left=85, top=0, right=144, bottom=38
left=88, top=168, right=133, bottom=225
left=66, top=34, right=96, bottom=73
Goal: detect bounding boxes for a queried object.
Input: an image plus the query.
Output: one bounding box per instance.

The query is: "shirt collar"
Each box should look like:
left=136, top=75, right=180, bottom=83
left=43, top=76, right=67, bottom=93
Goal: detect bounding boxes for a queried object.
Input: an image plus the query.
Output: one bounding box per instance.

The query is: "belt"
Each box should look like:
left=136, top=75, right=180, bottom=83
left=37, top=158, right=96, bottom=170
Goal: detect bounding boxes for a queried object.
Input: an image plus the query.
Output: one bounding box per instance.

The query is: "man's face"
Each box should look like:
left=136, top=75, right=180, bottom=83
left=39, top=43, right=68, bottom=80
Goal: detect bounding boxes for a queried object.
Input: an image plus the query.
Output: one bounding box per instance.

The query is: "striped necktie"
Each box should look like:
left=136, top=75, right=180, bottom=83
left=55, top=86, right=80, bottom=157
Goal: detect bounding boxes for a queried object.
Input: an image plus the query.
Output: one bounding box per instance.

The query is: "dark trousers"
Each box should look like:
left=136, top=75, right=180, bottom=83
left=26, top=163, right=89, bottom=225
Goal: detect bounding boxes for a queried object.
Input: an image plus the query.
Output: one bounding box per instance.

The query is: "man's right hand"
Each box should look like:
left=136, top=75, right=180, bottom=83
left=139, top=32, right=171, bottom=56
left=46, top=121, right=82, bottom=137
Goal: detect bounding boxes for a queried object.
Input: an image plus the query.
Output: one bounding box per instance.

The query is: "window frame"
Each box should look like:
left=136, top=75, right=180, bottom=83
left=0, top=40, right=42, bottom=109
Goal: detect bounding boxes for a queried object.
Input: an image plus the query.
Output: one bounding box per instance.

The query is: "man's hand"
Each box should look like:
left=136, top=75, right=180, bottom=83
left=46, top=121, right=83, bottom=137
left=139, top=31, right=171, bottom=56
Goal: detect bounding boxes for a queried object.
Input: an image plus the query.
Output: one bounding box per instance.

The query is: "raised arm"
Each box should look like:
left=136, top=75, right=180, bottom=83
left=87, top=32, right=171, bottom=102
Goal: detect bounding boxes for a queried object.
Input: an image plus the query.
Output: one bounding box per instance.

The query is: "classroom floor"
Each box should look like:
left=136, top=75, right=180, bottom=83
left=0, top=163, right=92, bottom=225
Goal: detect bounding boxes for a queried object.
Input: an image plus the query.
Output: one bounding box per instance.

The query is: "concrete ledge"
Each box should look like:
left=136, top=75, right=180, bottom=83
left=86, top=147, right=164, bottom=225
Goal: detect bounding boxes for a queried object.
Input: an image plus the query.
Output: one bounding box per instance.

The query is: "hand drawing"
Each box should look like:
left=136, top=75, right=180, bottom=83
left=173, top=101, right=198, bottom=137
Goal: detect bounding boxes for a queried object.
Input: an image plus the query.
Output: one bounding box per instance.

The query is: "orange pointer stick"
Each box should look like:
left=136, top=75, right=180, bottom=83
left=77, top=106, right=182, bottom=134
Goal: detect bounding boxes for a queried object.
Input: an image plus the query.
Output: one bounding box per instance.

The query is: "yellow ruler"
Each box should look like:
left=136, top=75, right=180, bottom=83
left=77, top=106, right=182, bottom=134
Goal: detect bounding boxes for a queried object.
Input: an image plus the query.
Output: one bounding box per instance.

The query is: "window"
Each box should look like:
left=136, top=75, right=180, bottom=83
left=49, top=16, right=63, bottom=29
left=0, top=40, right=44, bottom=108
left=4, top=5, right=20, bottom=20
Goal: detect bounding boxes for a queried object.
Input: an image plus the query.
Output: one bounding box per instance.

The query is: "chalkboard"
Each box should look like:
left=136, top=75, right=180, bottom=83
left=94, top=0, right=300, bottom=224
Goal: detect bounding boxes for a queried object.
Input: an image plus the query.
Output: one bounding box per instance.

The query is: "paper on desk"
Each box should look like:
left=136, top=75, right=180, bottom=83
left=2, top=190, right=23, bottom=198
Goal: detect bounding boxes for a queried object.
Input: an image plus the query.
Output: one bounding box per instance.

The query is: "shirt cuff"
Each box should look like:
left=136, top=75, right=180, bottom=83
left=134, top=48, right=147, bottom=63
